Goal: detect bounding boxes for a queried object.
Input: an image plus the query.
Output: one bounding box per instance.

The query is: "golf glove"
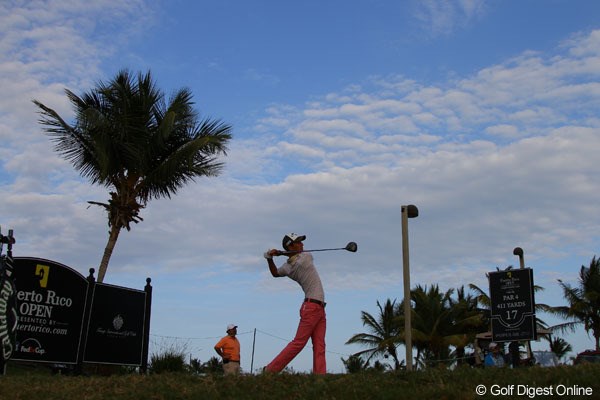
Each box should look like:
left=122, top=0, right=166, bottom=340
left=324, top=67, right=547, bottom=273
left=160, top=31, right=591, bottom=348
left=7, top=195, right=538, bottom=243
left=264, top=249, right=274, bottom=259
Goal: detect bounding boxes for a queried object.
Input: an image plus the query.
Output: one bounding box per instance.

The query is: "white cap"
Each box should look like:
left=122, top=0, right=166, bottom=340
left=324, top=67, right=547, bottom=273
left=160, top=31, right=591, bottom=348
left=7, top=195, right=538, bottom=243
left=282, top=233, right=306, bottom=250
left=489, top=342, right=498, bottom=349
left=227, top=324, right=237, bottom=331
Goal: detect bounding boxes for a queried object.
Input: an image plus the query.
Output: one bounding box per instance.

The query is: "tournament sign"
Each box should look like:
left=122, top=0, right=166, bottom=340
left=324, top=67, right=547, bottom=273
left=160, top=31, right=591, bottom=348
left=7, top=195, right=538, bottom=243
left=11, top=257, right=89, bottom=364
left=84, top=282, right=147, bottom=365
left=489, top=268, right=537, bottom=342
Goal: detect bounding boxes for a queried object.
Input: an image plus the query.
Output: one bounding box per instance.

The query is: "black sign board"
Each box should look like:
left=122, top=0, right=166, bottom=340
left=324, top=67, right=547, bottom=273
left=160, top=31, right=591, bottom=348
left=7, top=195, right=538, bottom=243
left=12, top=257, right=89, bottom=364
left=489, top=268, right=537, bottom=342
left=84, top=283, right=147, bottom=365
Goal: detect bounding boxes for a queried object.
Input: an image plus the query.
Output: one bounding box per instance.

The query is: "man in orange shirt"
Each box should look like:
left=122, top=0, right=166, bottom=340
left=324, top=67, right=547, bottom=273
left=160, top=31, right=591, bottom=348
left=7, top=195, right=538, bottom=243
left=214, top=324, right=241, bottom=375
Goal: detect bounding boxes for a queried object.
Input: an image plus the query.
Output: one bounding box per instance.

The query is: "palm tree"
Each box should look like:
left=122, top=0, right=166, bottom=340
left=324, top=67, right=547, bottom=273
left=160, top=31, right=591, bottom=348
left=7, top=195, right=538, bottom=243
left=403, top=285, right=487, bottom=369
left=341, top=354, right=369, bottom=373
left=552, top=256, right=600, bottom=350
left=446, top=286, right=486, bottom=366
left=202, top=356, right=224, bottom=374
left=409, top=284, right=457, bottom=367
left=34, top=70, right=232, bottom=282
left=468, top=283, right=492, bottom=324
left=547, top=337, right=572, bottom=362
left=345, top=299, right=403, bottom=370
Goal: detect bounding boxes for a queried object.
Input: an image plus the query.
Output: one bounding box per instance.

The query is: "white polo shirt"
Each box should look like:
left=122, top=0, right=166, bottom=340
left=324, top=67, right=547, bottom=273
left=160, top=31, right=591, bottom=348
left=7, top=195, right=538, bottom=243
left=277, top=252, right=325, bottom=302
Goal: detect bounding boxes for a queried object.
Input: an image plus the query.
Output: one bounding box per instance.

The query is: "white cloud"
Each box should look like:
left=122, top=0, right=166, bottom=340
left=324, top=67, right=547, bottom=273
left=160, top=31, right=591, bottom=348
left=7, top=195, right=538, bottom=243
left=485, top=124, right=520, bottom=138
left=255, top=30, right=600, bottom=172
left=564, top=29, right=600, bottom=57
left=412, top=0, right=487, bottom=37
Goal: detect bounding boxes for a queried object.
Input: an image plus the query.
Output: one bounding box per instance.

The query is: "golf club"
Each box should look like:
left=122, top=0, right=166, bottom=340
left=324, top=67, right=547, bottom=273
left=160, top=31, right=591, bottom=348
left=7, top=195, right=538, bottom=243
left=279, top=241, right=358, bottom=255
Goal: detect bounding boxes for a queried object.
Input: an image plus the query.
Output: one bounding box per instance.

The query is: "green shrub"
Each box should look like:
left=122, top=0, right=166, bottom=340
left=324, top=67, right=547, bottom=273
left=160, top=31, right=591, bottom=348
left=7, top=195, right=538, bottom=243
left=149, top=348, right=186, bottom=374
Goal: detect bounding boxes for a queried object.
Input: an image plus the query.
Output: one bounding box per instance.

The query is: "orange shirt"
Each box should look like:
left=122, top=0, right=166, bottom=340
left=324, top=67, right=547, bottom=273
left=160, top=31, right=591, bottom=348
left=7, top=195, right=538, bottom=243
left=214, top=335, right=240, bottom=361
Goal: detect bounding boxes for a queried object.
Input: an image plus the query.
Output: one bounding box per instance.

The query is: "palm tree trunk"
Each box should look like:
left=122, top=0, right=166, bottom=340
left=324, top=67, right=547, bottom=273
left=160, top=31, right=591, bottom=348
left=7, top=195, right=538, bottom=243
left=97, top=226, right=121, bottom=283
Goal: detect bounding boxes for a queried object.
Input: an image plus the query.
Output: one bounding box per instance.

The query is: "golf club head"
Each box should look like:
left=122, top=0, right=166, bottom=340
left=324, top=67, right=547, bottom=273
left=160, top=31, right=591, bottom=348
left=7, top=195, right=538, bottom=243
left=345, top=242, right=358, bottom=252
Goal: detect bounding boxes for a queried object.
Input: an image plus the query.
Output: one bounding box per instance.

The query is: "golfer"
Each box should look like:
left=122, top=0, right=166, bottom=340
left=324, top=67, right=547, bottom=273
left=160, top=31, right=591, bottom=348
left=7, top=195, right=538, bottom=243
left=263, top=233, right=326, bottom=374
left=214, top=324, right=241, bottom=375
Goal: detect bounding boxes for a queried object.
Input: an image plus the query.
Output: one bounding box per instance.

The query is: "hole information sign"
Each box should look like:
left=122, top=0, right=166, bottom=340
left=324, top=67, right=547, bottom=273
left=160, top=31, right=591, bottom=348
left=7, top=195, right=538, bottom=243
left=489, top=268, right=537, bottom=342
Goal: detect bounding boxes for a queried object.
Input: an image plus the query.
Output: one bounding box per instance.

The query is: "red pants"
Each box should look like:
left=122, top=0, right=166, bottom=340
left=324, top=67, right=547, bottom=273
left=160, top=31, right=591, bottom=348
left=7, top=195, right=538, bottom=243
left=266, top=301, right=327, bottom=374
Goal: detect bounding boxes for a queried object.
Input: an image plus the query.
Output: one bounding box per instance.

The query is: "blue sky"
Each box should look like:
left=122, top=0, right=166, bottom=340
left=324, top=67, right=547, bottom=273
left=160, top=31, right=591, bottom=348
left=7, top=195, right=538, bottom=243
left=2, top=0, right=600, bottom=373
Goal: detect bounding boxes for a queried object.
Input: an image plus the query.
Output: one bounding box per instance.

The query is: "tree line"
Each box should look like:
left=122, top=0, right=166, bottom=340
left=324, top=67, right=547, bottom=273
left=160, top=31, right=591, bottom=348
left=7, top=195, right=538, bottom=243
left=344, top=256, right=600, bottom=372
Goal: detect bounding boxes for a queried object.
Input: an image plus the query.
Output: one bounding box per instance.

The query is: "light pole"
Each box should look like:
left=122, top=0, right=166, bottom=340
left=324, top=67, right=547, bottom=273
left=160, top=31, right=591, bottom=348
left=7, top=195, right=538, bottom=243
left=401, top=204, right=418, bottom=371
left=513, top=247, right=525, bottom=269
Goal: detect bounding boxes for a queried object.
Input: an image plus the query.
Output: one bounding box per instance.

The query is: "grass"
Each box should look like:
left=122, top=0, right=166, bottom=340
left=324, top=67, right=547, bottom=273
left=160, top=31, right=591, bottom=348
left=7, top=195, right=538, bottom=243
left=1, top=364, right=600, bottom=399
